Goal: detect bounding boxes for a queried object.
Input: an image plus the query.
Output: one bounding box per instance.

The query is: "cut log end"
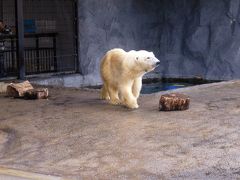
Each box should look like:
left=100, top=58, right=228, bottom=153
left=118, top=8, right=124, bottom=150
left=24, top=88, right=49, bottom=99
left=159, top=93, right=190, bottom=111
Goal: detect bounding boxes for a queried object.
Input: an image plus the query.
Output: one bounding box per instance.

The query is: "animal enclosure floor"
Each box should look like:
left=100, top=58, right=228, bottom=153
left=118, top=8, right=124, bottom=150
left=0, top=81, right=240, bottom=179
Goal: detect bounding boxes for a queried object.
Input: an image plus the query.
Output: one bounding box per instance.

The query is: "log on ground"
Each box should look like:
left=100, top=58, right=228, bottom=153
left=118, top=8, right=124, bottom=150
left=24, top=88, right=49, bottom=99
left=159, top=93, right=190, bottom=111
left=7, top=81, right=34, bottom=98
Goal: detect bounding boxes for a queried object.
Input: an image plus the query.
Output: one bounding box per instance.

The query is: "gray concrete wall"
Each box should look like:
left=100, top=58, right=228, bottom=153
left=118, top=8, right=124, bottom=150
left=156, top=0, right=240, bottom=80
left=77, top=0, right=240, bottom=83
left=77, top=0, right=162, bottom=78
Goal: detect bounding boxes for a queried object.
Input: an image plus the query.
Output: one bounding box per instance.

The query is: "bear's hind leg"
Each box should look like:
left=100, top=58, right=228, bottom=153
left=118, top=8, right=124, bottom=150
left=108, top=85, right=121, bottom=105
left=100, top=84, right=110, bottom=100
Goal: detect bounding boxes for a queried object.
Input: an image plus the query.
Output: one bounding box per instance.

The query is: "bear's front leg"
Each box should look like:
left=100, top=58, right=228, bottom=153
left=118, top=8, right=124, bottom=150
left=120, top=86, right=139, bottom=109
left=132, top=77, right=142, bottom=99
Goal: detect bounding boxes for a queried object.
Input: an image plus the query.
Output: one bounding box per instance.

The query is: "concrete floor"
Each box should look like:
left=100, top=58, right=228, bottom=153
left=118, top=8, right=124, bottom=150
left=0, top=81, right=240, bottom=179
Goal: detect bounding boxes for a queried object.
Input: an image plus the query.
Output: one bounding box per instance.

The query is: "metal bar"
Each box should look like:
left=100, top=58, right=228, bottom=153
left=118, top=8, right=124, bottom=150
left=15, top=0, right=25, bottom=79
left=33, top=50, right=35, bottom=73
left=11, top=37, right=15, bottom=71
left=43, top=49, right=46, bottom=72
left=36, top=37, right=40, bottom=72
left=0, top=0, right=3, bottom=20
left=48, top=49, right=50, bottom=72
left=25, top=50, right=27, bottom=73
left=47, top=49, right=50, bottom=71
left=7, top=50, right=9, bottom=72
left=74, top=0, right=79, bottom=73
left=53, top=35, right=57, bottom=72
left=27, top=50, right=30, bottom=73
left=39, top=49, right=41, bottom=72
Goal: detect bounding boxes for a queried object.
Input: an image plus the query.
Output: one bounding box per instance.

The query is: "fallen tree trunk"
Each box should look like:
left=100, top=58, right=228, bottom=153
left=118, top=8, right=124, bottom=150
left=159, top=93, right=190, bottom=111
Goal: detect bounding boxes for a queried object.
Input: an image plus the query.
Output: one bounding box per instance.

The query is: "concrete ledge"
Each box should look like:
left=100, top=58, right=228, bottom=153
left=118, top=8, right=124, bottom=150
left=30, top=73, right=102, bottom=88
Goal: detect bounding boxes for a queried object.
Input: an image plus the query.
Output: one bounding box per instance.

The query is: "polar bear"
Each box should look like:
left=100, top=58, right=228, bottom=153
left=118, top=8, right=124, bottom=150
left=100, top=48, right=160, bottom=109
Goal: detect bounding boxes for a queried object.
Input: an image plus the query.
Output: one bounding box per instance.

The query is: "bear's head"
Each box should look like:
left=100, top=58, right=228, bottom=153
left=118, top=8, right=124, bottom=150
left=135, top=50, right=160, bottom=73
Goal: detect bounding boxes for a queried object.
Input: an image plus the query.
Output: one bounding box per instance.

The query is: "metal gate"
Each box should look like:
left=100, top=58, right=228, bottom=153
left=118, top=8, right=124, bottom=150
left=0, top=0, right=78, bottom=78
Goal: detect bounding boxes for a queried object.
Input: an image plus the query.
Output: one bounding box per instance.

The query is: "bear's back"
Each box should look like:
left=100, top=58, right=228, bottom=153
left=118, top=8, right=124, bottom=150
left=100, top=48, right=127, bottom=81
left=101, top=48, right=126, bottom=66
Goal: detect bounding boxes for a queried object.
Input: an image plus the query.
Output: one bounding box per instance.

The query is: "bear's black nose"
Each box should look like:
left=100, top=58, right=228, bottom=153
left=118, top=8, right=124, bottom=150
left=156, top=61, right=160, bottom=66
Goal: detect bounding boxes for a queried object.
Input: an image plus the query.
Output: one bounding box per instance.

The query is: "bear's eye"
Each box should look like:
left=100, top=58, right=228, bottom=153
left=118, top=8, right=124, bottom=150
left=136, top=57, right=139, bottom=60
left=147, top=57, right=150, bottom=59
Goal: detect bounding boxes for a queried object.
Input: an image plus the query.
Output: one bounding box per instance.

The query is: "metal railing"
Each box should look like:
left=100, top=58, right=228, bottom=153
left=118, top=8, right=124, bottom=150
left=0, top=32, right=57, bottom=78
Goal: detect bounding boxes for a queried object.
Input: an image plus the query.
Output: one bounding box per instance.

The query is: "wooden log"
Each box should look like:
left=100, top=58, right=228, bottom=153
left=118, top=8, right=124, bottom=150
left=6, top=80, right=34, bottom=98
left=159, top=93, right=190, bottom=111
left=24, top=88, right=49, bottom=99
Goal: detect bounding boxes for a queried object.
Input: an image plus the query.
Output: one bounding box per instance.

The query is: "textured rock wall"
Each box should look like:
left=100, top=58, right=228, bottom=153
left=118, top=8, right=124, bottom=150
left=158, top=0, right=240, bottom=80
left=77, top=0, right=161, bottom=76
left=78, top=0, right=240, bottom=81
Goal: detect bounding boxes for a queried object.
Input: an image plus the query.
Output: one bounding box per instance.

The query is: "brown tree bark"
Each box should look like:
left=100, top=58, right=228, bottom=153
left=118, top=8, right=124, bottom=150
left=7, top=81, right=34, bottom=98
left=159, top=93, right=190, bottom=111
left=24, top=88, right=49, bottom=99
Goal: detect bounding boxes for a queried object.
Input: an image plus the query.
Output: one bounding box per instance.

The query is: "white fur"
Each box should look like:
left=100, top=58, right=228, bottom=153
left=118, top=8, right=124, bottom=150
left=100, top=48, right=160, bottom=109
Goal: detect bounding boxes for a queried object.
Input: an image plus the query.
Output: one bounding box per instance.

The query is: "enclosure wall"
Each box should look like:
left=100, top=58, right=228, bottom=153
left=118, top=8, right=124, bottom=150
left=78, top=0, right=240, bottom=81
